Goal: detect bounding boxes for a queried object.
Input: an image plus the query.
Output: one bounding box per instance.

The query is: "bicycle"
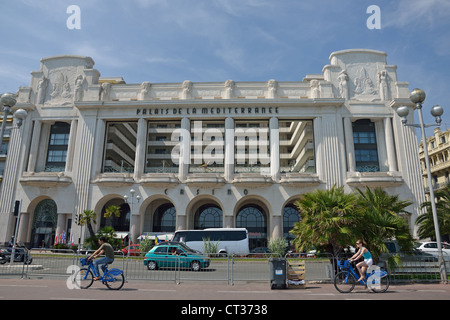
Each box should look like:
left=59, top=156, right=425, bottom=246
left=73, top=257, right=125, bottom=290
left=334, top=259, right=390, bottom=293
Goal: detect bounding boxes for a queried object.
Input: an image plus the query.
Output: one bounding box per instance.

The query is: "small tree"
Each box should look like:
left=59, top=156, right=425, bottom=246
left=203, top=237, right=220, bottom=255
left=85, top=226, right=121, bottom=250
left=104, top=205, right=121, bottom=218
left=79, top=209, right=97, bottom=238
left=268, top=237, right=287, bottom=257
left=139, top=237, right=154, bottom=253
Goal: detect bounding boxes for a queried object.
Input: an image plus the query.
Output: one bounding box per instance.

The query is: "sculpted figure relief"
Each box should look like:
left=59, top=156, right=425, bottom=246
left=181, top=80, right=193, bottom=99
left=74, top=75, right=85, bottom=101
left=337, top=70, right=349, bottom=99
left=377, top=70, right=390, bottom=101
left=100, top=82, right=111, bottom=101
left=310, top=79, right=320, bottom=99
left=139, top=82, right=151, bottom=100
left=224, top=80, right=235, bottom=99
left=36, top=77, right=48, bottom=104
left=353, top=67, right=376, bottom=96
left=267, top=79, right=278, bottom=99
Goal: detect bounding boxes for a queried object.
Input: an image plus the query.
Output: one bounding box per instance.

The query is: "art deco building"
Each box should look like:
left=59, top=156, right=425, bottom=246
left=0, top=49, right=426, bottom=248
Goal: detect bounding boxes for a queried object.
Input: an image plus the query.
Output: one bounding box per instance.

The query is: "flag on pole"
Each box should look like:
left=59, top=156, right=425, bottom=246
left=154, top=234, right=160, bottom=245
left=54, top=234, right=58, bottom=246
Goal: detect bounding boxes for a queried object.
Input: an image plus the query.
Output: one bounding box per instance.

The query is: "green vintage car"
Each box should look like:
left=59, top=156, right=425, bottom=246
left=144, top=241, right=210, bottom=271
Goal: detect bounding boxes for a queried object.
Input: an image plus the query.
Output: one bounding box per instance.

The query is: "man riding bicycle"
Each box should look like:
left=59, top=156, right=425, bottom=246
left=89, top=237, right=115, bottom=280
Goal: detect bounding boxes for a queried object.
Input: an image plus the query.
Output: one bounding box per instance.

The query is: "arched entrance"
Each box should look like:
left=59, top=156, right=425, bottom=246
left=194, top=204, right=223, bottom=229
left=99, top=198, right=130, bottom=232
left=236, top=204, right=267, bottom=249
left=283, top=203, right=300, bottom=246
left=153, top=203, right=176, bottom=232
left=30, top=199, right=57, bottom=248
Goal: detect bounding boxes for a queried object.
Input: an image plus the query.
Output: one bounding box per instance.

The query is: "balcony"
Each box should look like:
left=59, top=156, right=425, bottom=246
left=346, top=171, right=403, bottom=188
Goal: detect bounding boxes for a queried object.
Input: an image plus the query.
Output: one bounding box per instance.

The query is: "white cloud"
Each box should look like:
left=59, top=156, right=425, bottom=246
left=384, top=0, right=450, bottom=28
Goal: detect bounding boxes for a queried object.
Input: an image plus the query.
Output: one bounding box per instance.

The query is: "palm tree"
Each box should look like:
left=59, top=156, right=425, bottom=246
left=290, top=186, right=360, bottom=257
left=79, top=209, right=97, bottom=238
left=104, top=205, right=121, bottom=218
left=355, top=187, right=414, bottom=259
left=417, top=185, right=450, bottom=240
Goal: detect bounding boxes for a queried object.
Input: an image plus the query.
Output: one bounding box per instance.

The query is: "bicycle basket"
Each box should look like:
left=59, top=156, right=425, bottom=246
left=338, top=260, right=350, bottom=269
left=80, top=258, right=91, bottom=266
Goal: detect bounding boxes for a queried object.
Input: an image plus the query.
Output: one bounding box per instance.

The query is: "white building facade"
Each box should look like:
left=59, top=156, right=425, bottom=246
left=0, top=49, right=425, bottom=248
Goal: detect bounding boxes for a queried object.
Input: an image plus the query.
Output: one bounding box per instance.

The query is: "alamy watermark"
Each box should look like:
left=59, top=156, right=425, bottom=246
left=66, top=5, right=381, bottom=31
left=66, top=5, right=81, bottom=30
left=367, top=5, right=381, bottom=30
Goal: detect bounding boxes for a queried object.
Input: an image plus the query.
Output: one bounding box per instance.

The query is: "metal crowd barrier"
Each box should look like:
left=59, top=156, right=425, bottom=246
left=1, top=248, right=448, bottom=284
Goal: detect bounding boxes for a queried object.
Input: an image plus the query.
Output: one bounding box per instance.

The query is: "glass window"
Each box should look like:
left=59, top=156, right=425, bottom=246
left=146, top=120, right=180, bottom=173
left=154, top=246, right=168, bottom=254
left=153, top=203, right=176, bottom=232
left=283, top=204, right=300, bottom=243
left=279, top=120, right=315, bottom=173
left=353, top=119, right=379, bottom=172
left=234, top=120, right=269, bottom=174
left=102, top=121, right=137, bottom=173
left=194, top=204, right=223, bottom=229
left=190, top=120, right=224, bottom=173
left=45, top=122, right=70, bottom=172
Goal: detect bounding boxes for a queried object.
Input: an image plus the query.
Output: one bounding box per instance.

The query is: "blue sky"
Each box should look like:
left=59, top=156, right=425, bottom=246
left=1, top=0, right=449, bottom=133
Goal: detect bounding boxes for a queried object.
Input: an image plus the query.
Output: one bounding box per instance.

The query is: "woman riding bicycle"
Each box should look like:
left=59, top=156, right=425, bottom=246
left=89, top=237, right=115, bottom=280
left=349, top=239, right=373, bottom=282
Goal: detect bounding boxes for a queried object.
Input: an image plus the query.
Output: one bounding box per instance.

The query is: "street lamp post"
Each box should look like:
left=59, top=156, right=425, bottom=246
left=1, top=92, right=28, bottom=263
left=396, top=88, right=447, bottom=282
left=0, top=93, right=28, bottom=151
left=123, top=188, right=141, bottom=280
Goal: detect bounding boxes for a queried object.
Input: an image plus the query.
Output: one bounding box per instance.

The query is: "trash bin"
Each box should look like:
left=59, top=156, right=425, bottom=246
left=269, top=257, right=287, bottom=289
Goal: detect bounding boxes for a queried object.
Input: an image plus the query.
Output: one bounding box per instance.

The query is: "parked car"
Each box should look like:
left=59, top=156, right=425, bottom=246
left=144, top=241, right=210, bottom=271
left=415, top=242, right=450, bottom=261
left=121, top=244, right=141, bottom=256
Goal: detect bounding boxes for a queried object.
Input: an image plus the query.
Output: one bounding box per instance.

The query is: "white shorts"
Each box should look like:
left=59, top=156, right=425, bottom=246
left=364, top=258, right=373, bottom=267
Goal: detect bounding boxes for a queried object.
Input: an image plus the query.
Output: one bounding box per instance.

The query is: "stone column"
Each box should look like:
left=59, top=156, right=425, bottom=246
left=65, top=119, right=78, bottom=173
left=384, top=117, right=398, bottom=172
left=179, top=117, right=190, bottom=181
left=55, top=213, right=66, bottom=242
left=134, top=118, right=147, bottom=181
left=269, top=117, right=280, bottom=181
left=270, top=215, right=282, bottom=240
left=224, top=117, right=235, bottom=182
left=343, top=117, right=356, bottom=172
left=26, top=120, right=41, bottom=172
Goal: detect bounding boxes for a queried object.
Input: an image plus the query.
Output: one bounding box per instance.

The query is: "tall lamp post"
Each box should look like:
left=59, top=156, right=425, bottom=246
left=1, top=93, right=28, bottom=153
left=123, top=188, right=141, bottom=279
left=396, top=88, right=447, bottom=282
left=1, top=92, right=28, bottom=262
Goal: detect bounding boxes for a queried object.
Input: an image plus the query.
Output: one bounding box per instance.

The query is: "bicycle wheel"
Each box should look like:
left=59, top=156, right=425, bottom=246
left=334, top=271, right=356, bottom=293
left=74, top=268, right=94, bottom=289
left=104, top=270, right=125, bottom=290
left=368, top=272, right=390, bottom=293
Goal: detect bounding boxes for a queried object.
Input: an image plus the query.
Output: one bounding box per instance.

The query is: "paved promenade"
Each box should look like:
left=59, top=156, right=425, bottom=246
left=0, top=278, right=448, bottom=300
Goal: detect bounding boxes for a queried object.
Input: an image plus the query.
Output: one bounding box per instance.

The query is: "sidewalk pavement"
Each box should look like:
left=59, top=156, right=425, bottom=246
left=0, top=277, right=448, bottom=301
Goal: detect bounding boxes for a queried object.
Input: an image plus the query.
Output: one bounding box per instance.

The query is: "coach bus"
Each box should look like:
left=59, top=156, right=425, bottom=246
left=172, top=228, right=249, bottom=255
